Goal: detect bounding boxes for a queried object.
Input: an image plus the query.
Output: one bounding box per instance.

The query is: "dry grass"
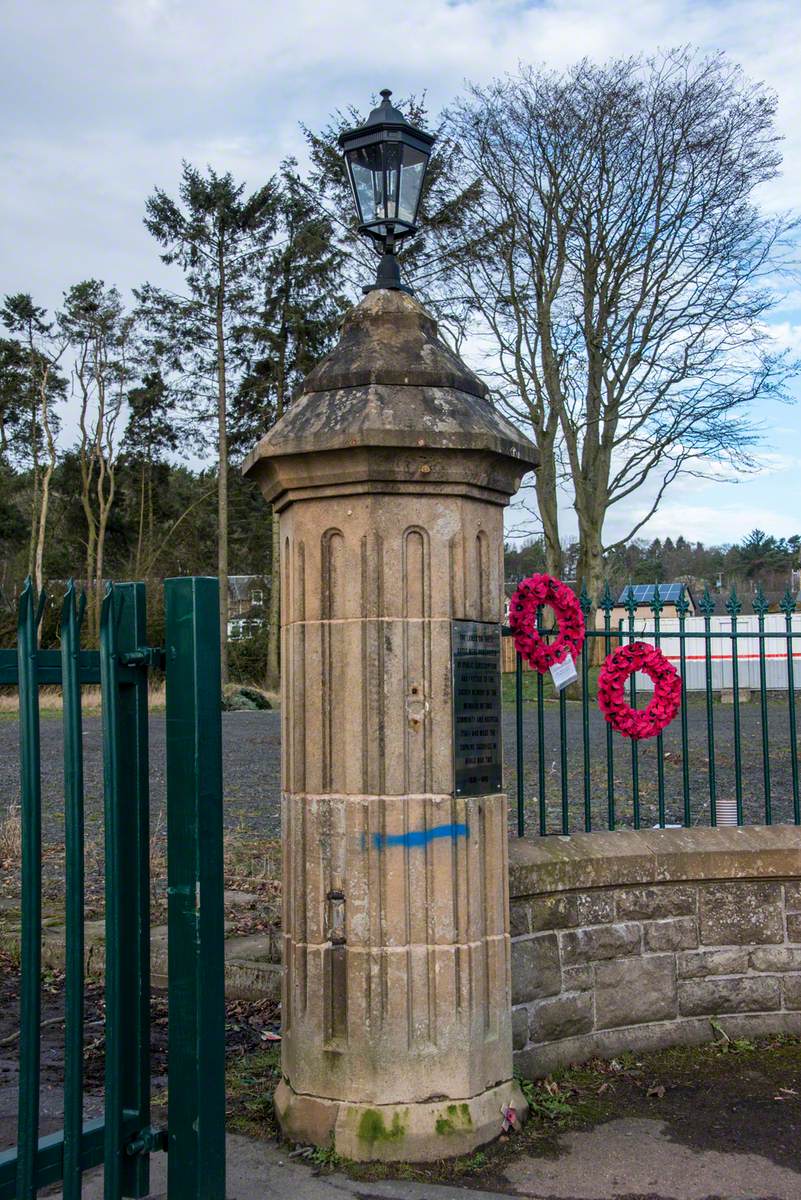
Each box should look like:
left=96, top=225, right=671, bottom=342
left=0, top=813, right=283, bottom=944
left=0, top=683, right=167, bottom=715
left=222, top=830, right=282, bottom=951
left=0, top=802, right=21, bottom=869
left=142, top=820, right=281, bottom=935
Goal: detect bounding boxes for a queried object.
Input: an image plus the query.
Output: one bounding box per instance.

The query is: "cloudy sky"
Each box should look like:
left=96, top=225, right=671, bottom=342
left=2, top=0, right=800, bottom=550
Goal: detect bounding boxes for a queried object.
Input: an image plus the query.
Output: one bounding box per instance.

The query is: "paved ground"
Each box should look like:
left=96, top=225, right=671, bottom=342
left=48, top=1122, right=801, bottom=1200
left=1, top=697, right=798, bottom=842
left=511, top=694, right=800, bottom=834
left=0, top=709, right=283, bottom=842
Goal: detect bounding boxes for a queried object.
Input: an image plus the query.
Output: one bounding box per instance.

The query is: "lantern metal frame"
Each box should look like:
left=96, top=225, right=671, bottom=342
left=338, top=89, right=435, bottom=293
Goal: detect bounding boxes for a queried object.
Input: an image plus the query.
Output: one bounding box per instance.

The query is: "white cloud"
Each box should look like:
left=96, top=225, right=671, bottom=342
left=615, top=501, right=801, bottom=545
left=3, top=0, right=801, bottom=317
left=766, top=321, right=801, bottom=355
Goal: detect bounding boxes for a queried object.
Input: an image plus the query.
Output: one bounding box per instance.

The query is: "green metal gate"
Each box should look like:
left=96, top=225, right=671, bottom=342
left=0, top=576, right=225, bottom=1200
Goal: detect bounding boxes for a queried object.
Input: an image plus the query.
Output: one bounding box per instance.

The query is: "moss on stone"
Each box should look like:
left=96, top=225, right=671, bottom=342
left=357, top=1109, right=405, bottom=1145
left=436, top=1102, right=473, bottom=1134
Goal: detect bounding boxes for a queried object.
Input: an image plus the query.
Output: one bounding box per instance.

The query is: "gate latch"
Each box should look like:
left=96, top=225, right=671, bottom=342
left=119, top=646, right=166, bottom=671
left=126, top=1125, right=168, bottom=1156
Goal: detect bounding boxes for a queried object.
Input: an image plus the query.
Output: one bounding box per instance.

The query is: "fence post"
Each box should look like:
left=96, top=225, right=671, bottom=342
left=62, top=583, right=86, bottom=1200
left=165, top=577, right=226, bottom=1200
left=16, top=580, right=43, bottom=1200
left=100, top=583, right=151, bottom=1200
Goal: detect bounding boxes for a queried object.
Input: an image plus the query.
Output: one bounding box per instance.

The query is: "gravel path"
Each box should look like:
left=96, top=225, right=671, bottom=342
left=0, top=698, right=798, bottom=844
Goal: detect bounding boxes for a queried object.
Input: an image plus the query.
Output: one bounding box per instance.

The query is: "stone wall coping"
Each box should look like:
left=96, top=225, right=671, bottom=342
left=509, top=826, right=801, bottom=898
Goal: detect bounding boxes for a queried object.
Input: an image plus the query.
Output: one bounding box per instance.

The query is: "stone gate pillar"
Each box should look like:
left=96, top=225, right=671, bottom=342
left=243, top=289, right=538, bottom=1161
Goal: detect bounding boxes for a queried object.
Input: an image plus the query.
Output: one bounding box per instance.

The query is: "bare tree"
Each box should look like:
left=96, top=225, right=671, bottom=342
left=59, top=281, right=134, bottom=637
left=442, top=50, right=798, bottom=602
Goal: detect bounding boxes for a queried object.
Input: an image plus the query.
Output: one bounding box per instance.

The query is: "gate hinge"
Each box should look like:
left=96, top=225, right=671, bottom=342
left=119, top=646, right=166, bottom=671
left=126, top=1125, right=168, bottom=1156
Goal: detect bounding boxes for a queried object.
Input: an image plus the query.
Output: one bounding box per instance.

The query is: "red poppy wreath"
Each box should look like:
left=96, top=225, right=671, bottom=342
left=508, top=573, right=586, bottom=674
left=598, top=641, right=682, bottom=740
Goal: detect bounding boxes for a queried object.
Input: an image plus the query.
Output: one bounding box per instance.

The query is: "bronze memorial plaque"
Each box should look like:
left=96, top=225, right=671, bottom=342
left=452, top=620, right=503, bottom=797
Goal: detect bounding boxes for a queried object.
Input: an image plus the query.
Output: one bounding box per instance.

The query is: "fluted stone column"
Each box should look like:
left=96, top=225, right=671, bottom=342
left=243, top=289, right=538, bottom=1161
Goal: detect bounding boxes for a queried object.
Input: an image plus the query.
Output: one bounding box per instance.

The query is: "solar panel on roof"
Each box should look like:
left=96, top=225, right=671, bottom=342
left=615, top=582, right=686, bottom=605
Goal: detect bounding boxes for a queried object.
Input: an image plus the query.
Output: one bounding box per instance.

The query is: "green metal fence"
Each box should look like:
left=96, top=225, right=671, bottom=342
left=0, top=576, right=225, bottom=1200
left=505, top=582, right=801, bottom=837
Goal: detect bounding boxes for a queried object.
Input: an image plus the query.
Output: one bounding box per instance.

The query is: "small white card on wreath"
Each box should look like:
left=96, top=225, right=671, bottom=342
left=549, top=656, right=578, bottom=691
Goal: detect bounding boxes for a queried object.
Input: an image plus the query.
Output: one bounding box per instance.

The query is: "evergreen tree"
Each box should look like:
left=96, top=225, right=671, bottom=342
left=231, top=160, right=348, bottom=688
left=1, top=294, right=66, bottom=594
left=138, top=162, right=279, bottom=681
left=0, top=337, right=28, bottom=459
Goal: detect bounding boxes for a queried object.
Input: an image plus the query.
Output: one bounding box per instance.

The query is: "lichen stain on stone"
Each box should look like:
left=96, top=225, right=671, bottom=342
left=357, top=1109, right=406, bottom=1144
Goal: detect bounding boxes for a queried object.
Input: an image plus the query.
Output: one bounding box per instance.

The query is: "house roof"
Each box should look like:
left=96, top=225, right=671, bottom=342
left=228, top=575, right=267, bottom=602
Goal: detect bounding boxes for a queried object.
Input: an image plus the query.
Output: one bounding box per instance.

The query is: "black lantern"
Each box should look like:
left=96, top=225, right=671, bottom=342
left=339, top=89, right=435, bottom=293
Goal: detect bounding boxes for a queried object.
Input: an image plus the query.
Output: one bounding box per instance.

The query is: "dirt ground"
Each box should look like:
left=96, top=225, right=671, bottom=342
left=0, top=948, right=280, bottom=1156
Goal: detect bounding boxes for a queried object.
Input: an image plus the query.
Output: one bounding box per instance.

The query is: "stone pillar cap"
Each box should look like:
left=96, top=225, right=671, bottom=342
left=242, top=290, right=538, bottom=470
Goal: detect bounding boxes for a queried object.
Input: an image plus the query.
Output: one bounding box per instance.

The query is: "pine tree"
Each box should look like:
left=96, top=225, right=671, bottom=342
left=231, top=160, right=348, bottom=689
left=138, top=163, right=279, bottom=682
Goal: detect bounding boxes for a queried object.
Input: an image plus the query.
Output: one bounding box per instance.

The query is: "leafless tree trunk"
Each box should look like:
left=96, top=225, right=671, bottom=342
left=265, top=301, right=288, bottom=692
left=216, top=238, right=230, bottom=685
left=63, top=285, right=130, bottom=639
left=33, top=359, right=60, bottom=599
left=76, top=348, right=99, bottom=636
left=134, top=459, right=147, bottom=578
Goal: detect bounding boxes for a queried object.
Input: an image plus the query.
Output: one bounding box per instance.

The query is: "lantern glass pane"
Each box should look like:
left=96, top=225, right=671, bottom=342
left=398, top=145, right=428, bottom=225
left=383, top=142, right=401, bottom=224
left=348, top=144, right=385, bottom=226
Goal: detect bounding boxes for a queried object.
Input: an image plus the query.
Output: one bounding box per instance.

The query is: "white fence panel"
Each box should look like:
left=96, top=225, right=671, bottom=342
left=617, top=614, right=801, bottom=692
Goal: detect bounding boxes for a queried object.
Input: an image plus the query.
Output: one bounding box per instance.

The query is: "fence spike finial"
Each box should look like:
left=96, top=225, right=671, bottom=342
left=60, top=578, right=76, bottom=630
left=780, top=586, right=797, bottom=617
left=725, top=584, right=742, bottom=618
left=753, top=582, right=769, bottom=617
left=675, top=584, right=690, bottom=618
left=99, top=581, right=116, bottom=643
left=17, top=576, right=34, bottom=625
left=579, top=579, right=592, bottom=616
left=699, top=584, right=715, bottom=618
left=599, top=579, right=614, bottom=613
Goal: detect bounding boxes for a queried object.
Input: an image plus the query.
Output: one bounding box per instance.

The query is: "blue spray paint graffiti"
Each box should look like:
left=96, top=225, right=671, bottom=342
left=370, top=823, right=470, bottom=851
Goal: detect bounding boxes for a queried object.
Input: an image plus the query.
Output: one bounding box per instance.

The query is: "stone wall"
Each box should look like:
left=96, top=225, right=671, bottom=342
left=509, top=827, right=801, bottom=1076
